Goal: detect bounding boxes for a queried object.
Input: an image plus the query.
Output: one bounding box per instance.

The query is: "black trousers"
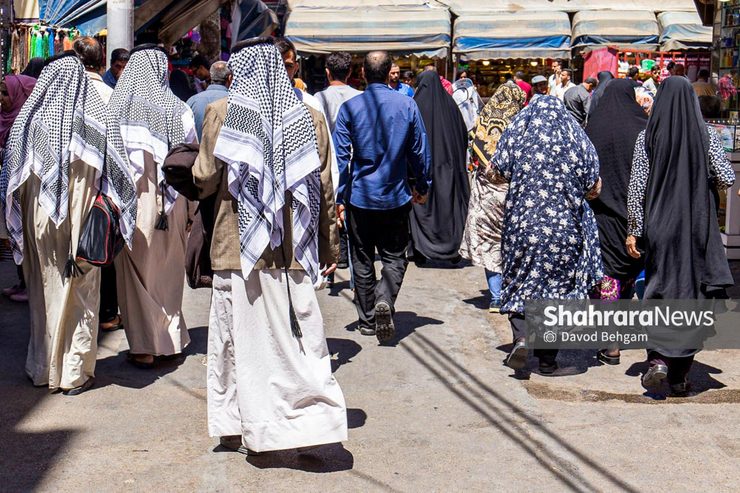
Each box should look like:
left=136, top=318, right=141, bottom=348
left=347, top=203, right=411, bottom=328
left=99, top=264, right=119, bottom=323
left=509, top=313, right=558, bottom=366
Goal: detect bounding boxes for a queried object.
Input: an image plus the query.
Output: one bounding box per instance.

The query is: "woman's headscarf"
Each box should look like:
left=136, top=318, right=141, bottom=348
left=642, top=76, right=733, bottom=297
left=169, top=69, right=195, bottom=102
left=21, top=58, right=45, bottom=79
left=588, top=70, right=615, bottom=116
left=1, top=54, right=109, bottom=264
left=493, top=96, right=603, bottom=313
left=585, top=78, right=646, bottom=279
left=213, top=38, right=322, bottom=282
left=410, top=70, right=470, bottom=261
left=0, top=75, right=36, bottom=148
left=107, top=45, right=195, bottom=237
left=471, top=81, right=526, bottom=167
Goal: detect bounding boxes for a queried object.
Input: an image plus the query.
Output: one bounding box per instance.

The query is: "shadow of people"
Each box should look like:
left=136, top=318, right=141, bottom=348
left=327, top=338, right=362, bottom=373
left=245, top=442, right=354, bottom=472
left=381, top=311, right=444, bottom=347
left=94, top=349, right=190, bottom=391
left=183, top=326, right=208, bottom=357
left=327, top=279, right=351, bottom=297
left=462, top=290, right=491, bottom=310
left=0, top=262, right=75, bottom=490
left=626, top=357, right=726, bottom=397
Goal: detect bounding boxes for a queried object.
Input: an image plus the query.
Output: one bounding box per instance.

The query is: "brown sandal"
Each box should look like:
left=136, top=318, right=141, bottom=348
left=100, top=315, right=124, bottom=332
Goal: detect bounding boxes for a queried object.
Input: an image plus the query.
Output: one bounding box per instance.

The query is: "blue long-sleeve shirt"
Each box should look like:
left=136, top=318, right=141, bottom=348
left=333, top=83, right=431, bottom=210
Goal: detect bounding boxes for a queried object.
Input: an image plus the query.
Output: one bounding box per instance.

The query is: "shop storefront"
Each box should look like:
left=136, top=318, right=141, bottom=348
left=451, top=11, right=571, bottom=97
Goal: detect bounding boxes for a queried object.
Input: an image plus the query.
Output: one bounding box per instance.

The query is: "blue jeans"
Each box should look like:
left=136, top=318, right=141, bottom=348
left=485, top=269, right=502, bottom=302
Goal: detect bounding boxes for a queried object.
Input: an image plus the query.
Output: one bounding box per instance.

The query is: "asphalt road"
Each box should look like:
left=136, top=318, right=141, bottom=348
left=1, top=259, right=739, bottom=492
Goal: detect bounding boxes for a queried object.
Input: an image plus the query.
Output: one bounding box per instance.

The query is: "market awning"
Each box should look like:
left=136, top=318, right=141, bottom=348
left=284, top=2, right=451, bottom=57
left=439, top=0, right=699, bottom=15
left=658, top=11, right=712, bottom=51
left=453, top=11, right=571, bottom=61
left=15, top=0, right=224, bottom=39
left=572, top=10, right=660, bottom=50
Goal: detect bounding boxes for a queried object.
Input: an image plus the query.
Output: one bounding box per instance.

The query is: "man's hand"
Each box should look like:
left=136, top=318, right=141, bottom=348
left=625, top=235, right=641, bottom=259
left=336, top=204, right=346, bottom=229
left=412, top=190, right=428, bottom=205
left=321, top=263, right=337, bottom=277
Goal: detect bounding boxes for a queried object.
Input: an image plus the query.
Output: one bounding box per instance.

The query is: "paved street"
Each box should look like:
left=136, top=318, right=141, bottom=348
left=1, top=259, right=740, bottom=492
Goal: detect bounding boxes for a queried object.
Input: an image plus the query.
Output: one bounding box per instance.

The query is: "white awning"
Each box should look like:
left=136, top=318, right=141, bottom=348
left=453, top=11, right=571, bottom=61
left=439, top=0, right=698, bottom=15
left=284, top=2, right=451, bottom=57
left=572, top=10, right=660, bottom=50
left=658, top=11, right=713, bottom=51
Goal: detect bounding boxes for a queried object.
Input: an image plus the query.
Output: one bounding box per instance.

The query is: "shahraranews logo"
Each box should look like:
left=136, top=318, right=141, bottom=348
left=543, top=304, right=715, bottom=328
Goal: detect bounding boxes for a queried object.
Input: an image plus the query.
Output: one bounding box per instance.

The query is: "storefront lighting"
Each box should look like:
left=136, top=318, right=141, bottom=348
left=530, top=61, right=538, bottom=67
left=481, top=60, right=491, bottom=66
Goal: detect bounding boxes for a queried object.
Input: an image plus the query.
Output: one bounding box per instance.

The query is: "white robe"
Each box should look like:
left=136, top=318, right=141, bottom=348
left=207, top=268, right=347, bottom=452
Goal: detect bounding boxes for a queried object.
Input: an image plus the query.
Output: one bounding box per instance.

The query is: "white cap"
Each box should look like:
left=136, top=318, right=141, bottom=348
left=532, top=75, right=547, bottom=84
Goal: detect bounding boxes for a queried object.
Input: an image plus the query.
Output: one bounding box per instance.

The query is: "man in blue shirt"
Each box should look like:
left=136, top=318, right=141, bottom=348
left=333, top=51, right=431, bottom=342
left=186, top=61, right=232, bottom=140
left=389, top=63, right=415, bottom=97
left=103, top=48, right=129, bottom=89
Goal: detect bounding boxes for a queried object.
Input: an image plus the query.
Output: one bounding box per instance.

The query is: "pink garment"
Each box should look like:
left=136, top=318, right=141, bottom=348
left=718, top=74, right=737, bottom=102
left=440, top=76, right=453, bottom=95
left=0, top=74, right=36, bottom=148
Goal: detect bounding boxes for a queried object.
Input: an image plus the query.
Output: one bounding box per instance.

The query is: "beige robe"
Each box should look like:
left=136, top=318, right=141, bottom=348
left=116, top=152, right=191, bottom=356
left=22, top=161, right=101, bottom=390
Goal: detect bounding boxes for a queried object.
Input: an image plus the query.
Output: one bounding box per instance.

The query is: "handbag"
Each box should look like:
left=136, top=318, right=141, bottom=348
left=75, top=193, right=125, bottom=268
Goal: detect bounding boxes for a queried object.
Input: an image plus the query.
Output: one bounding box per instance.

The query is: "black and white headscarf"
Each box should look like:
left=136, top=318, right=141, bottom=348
left=0, top=54, right=117, bottom=264
left=107, top=46, right=196, bottom=222
left=214, top=40, right=322, bottom=282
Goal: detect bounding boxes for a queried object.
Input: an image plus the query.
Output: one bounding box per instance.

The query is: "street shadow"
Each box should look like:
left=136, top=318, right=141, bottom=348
left=183, top=326, right=208, bottom=357
left=0, top=261, right=75, bottom=491
left=327, top=338, right=362, bottom=373
left=404, top=332, right=642, bottom=493
left=347, top=408, right=367, bottom=429
left=327, top=279, right=351, bottom=297
left=245, top=442, right=353, bottom=472
left=462, top=290, right=490, bottom=310
left=625, top=359, right=726, bottom=398
left=380, top=311, right=444, bottom=347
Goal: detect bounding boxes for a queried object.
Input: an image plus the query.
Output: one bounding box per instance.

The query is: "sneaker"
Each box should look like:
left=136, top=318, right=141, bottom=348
left=9, top=290, right=28, bottom=303
left=641, top=362, right=668, bottom=390
left=489, top=299, right=501, bottom=313
left=374, top=301, right=395, bottom=342
left=505, top=339, right=527, bottom=369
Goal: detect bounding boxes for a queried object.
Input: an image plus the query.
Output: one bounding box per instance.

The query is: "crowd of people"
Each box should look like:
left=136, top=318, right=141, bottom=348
left=0, top=35, right=736, bottom=457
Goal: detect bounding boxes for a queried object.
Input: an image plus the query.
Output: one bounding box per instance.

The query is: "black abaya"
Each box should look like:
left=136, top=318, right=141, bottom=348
left=587, top=71, right=614, bottom=116
left=643, top=76, right=734, bottom=301
left=409, top=71, right=470, bottom=261
left=585, top=79, right=646, bottom=280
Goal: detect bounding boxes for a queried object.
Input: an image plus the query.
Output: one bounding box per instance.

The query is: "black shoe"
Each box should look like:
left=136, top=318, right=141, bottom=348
left=375, top=301, right=395, bottom=342
left=359, top=326, right=376, bottom=336
left=641, top=363, right=668, bottom=390
left=62, top=377, right=95, bottom=396
left=505, top=340, right=528, bottom=369
left=597, top=349, right=620, bottom=366
left=537, top=361, right=558, bottom=375
left=669, top=381, right=693, bottom=398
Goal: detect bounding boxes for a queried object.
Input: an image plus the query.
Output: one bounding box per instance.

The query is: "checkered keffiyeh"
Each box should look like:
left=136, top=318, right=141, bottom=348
left=0, top=54, right=118, bottom=264
left=107, top=47, right=196, bottom=226
left=213, top=41, right=322, bottom=282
